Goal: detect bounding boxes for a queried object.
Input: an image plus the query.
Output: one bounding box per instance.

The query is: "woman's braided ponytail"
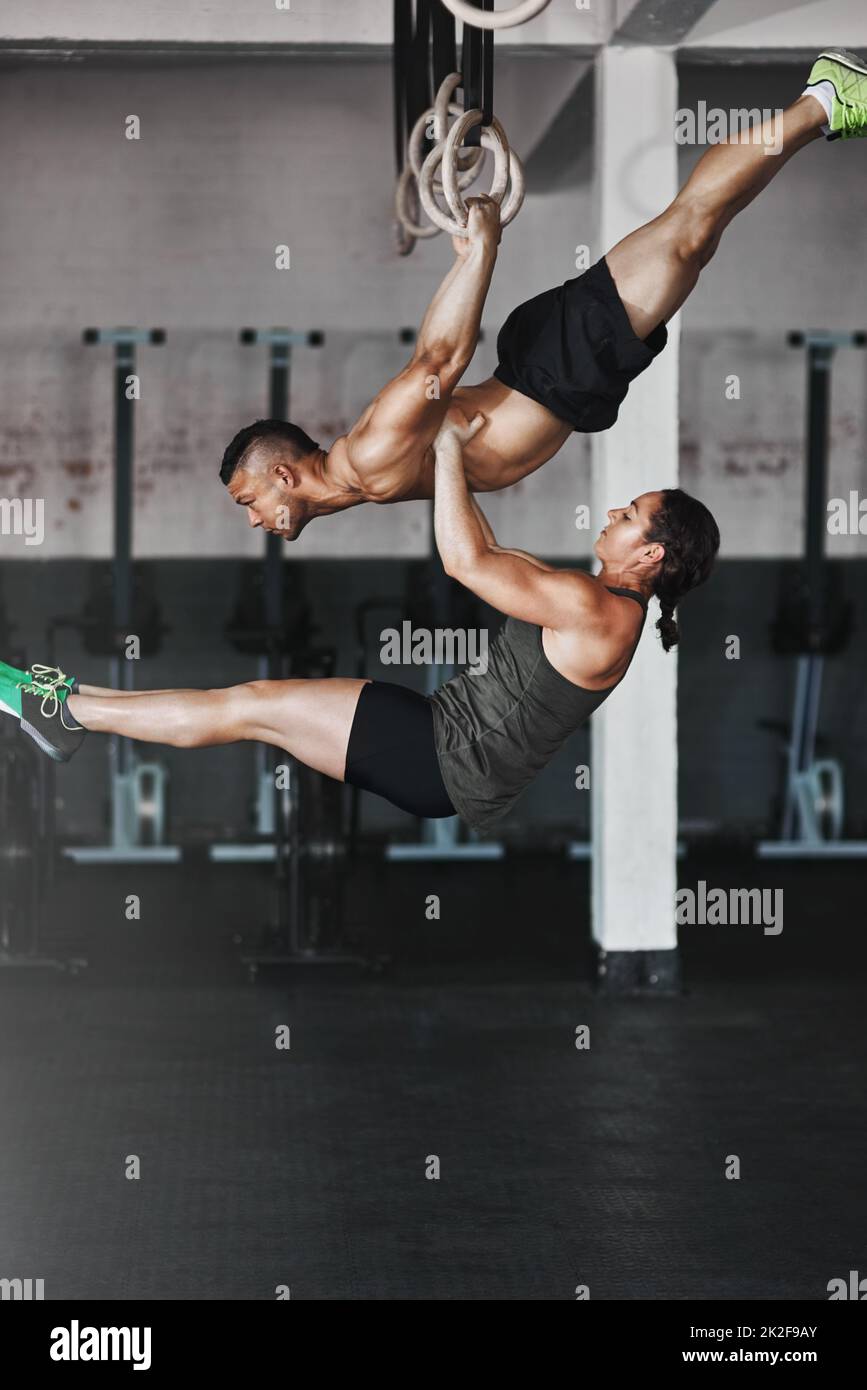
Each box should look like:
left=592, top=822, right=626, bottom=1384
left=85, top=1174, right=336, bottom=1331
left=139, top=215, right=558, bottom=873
left=644, top=489, right=720, bottom=652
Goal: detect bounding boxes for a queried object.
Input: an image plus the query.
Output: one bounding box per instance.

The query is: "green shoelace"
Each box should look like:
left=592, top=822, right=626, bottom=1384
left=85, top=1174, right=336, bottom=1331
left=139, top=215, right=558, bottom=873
left=838, top=98, right=867, bottom=137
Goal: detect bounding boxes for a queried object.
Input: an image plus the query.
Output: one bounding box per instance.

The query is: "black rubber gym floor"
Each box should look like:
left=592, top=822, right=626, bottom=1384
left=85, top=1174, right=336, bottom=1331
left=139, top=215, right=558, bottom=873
left=0, top=852, right=864, bottom=1300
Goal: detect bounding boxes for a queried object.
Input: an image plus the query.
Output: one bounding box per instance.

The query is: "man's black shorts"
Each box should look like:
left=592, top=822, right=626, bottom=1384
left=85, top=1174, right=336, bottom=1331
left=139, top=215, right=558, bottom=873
left=493, top=256, right=668, bottom=433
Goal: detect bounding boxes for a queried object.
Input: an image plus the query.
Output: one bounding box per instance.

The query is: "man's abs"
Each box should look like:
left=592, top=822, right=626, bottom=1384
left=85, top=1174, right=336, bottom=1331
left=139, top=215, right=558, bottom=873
left=452, top=379, right=571, bottom=492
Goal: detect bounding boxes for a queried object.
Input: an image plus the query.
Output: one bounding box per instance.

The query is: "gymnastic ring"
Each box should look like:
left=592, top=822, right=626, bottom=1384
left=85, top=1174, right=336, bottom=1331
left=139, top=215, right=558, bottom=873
left=445, top=110, right=524, bottom=227
left=422, top=134, right=524, bottom=236
left=439, top=0, right=551, bottom=30
left=420, top=110, right=523, bottom=235
left=407, top=107, right=483, bottom=193
left=395, top=165, right=442, bottom=241
left=419, top=130, right=507, bottom=236
left=410, top=106, right=484, bottom=187
left=444, top=109, right=510, bottom=209
left=394, top=201, right=418, bottom=256
left=432, top=73, right=485, bottom=177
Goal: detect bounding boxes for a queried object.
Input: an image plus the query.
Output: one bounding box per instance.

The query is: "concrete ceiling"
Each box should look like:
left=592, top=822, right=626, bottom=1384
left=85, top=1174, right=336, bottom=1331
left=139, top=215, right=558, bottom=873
left=1, top=0, right=864, bottom=60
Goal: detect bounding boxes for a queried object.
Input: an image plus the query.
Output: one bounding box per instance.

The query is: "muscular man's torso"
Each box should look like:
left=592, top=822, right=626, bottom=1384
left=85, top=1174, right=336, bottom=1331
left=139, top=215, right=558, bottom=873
left=452, top=380, right=572, bottom=491
left=329, top=377, right=572, bottom=505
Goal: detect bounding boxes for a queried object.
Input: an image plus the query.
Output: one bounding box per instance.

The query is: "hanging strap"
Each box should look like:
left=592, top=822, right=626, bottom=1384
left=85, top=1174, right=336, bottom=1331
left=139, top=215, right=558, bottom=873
left=393, top=0, right=413, bottom=174
left=431, top=0, right=457, bottom=91
left=409, top=0, right=433, bottom=127
left=460, top=0, right=494, bottom=146
left=394, top=0, right=435, bottom=175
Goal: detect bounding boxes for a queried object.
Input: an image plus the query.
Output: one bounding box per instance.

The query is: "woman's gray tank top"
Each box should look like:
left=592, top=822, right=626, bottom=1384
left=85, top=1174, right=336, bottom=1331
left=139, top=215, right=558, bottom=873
left=428, top=586, right=647, bottom=831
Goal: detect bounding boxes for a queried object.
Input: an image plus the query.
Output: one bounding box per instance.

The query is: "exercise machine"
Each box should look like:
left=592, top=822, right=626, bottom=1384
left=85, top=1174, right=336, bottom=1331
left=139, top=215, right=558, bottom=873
left=58, top=327, right=178, bottom=865
left=218, top=329, right=324, bottom=852
left=758, top=329, right=867, bottom=859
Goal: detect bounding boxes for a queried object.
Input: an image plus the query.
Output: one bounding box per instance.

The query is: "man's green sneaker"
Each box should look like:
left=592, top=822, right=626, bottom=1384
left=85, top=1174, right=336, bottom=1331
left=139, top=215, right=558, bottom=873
left=0, top=665, right=86, bottom=763
left=806, top=49, right=867, bottom=139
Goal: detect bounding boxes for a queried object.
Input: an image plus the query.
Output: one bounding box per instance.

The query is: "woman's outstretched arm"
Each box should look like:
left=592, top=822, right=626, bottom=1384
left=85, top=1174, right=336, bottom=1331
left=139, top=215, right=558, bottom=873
left=433, top=413, right=602, bottom=631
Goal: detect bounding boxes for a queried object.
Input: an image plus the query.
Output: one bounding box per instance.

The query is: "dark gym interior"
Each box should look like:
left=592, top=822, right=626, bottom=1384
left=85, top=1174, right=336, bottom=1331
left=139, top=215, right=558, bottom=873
left=1, top=0, right=866, bottom=1317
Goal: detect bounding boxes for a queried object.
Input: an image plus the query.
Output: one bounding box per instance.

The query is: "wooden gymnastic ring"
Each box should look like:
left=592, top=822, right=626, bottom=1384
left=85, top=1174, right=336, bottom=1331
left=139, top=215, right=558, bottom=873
left=439, top=0, right=551, bottom=30
left=432, top=73, right=485, bottom=178
left=420, top=110, right=523, bottom=235
left=407, top=107, right=484, bottom=193
left=395, top=165, right=443, bottom=241
left=442, top=110, right=510, bottom=222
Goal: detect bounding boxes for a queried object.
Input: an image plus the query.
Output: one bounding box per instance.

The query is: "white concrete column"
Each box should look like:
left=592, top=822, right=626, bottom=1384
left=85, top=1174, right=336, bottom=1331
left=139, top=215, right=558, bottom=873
left=591, top=46, right=680, bottom=956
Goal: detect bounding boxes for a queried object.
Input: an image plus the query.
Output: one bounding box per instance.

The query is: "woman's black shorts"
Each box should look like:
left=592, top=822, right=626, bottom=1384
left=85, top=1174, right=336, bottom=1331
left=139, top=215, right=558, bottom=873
left=493, top=255, right=668, bottom=433
left=344, top=681, right=456, bottom=819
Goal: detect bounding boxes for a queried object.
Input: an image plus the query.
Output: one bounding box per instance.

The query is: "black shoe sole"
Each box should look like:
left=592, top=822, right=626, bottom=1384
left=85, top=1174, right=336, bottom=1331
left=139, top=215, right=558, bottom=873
left=20, top=717, right=73, bottom=762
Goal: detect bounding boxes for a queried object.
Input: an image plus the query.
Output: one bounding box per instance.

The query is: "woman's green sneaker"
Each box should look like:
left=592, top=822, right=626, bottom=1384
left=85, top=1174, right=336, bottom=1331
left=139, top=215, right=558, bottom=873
left=30, top=662, right=79, bottom=694
left=0, top=666, right=86, bottom=763
left=0, top=661, right=30, bottom=689
left=0, top=660, right=78, bottom=693
left=806, top=49, right=867, bottom=139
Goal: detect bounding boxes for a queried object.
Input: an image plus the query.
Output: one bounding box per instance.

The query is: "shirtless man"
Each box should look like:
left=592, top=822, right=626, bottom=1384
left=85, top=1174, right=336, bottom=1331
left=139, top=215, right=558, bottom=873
left=220, top=52, right=867, bottom=541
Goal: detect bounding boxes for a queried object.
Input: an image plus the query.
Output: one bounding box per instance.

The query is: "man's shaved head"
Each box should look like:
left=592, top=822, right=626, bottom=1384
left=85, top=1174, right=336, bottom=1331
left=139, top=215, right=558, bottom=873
left=221, top=418, right=322, bottom=542
left=220, top=419, right=319, bottom=487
